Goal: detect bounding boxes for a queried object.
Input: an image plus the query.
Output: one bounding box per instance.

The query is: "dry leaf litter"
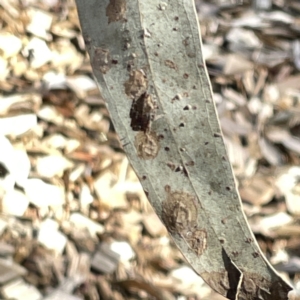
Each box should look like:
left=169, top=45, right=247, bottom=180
left=0, top=0, right=300, bottom=299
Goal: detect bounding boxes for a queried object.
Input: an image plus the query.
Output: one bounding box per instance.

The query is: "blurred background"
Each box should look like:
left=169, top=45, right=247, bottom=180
left=0, top=0, right=300, bottom=299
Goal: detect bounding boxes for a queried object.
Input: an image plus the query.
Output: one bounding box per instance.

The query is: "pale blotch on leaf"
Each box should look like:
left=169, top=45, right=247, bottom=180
left=242, top=277, right=257, bottom=294
left=124, top=70, right=148, bottom=99
left=134, top=131, right=159, bottom=159
left=106, top=0, right=126, bottom=23
left=93, top=48, right=111, bottom=74
left=162, top=188, right=198, bottom=234
left=200, top=271, right=230, bottom=297
left=186, top=229, right=207, bottom=256
left=237, top=271, right=284, bottom=299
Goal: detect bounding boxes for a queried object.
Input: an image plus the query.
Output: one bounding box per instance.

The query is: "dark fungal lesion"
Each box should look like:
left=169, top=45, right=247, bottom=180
left=129, top=92, right=157, bottom=132
left=125, top=69, right=160, bottom=159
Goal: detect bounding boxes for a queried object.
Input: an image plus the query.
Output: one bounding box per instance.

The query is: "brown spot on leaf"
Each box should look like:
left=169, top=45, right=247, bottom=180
left=124, top=70, right=148, bottom=99
left=242, top=277, right=256, bottom=294
left=221, top=218, right=227, bottom=224
left=164, top=60, right=177, bottom=70
left=134, top=131, right=159, bottom=159
left=186, top=229, right=207, bottom=256
left=201, top=259, right=244, bottom=300
left=187, top=52, right=196, bottom=58
left=238, top=272, right=266, bottom=299
left=200, top=271, right=230, bottom=297
left=238, top=270, right=292, bottom=300
left=183, top=37, right=190, bottom=46
left=183, top=166, right=188, bottom=177
left=175, top=165, right=183, bottom=172
left=166, top=162, right=175, bottom=171
left=162, top=188, right=198, bottom=234
left=269, top=279, right=293, bottom=300
left=171, top=94, right=181, bottom=102
left=106, top=0, right=126, bottom=23
left=130, top=93, right=157, bottom=132
left=232, top=251, right=239, bottom=258
left=93, top=48, right=111, bottom=74
left=183, top=105, right=191, bottom=110
left=126, top=59, right=134, bottom=70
